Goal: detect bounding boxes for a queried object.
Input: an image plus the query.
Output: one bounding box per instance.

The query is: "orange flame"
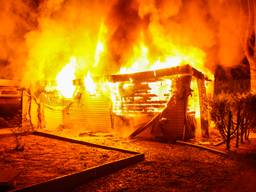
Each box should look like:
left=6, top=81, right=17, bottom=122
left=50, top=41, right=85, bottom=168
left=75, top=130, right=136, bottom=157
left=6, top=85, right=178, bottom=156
left=84, top=72, right=96, bottom=95
left=94, top=22, right=107, bottom=67
left=118, top=41, right=209, bottom=77
left=56, top=57, right=76, bottom=98
left=94, top=41, right=104, bottom=66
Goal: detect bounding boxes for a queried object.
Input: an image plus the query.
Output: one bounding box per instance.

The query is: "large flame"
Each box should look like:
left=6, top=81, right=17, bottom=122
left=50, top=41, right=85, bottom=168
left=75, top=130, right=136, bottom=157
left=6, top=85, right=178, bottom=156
left=84, top=72, right=96, bottom=95
left=94, top=41, right=104, bottom=66
left=118, top=41, right=208, bottom=76
left=56, top=57, right=76, bottom=98
left=23, top=0, right=218, bottom=118
left=120, top=42, right=150, bottom=74
left=94, top=22, right=107, bottom=67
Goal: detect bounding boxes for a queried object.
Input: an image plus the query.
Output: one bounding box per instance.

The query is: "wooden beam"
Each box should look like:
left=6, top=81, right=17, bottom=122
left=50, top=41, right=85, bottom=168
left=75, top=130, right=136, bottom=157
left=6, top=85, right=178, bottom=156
left=108, top=65, right=194, bottom=82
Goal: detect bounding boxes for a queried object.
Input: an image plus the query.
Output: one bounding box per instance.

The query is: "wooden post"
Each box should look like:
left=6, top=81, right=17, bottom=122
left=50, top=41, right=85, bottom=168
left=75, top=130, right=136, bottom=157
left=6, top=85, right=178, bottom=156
left=197, top=78, right=209, bottom=138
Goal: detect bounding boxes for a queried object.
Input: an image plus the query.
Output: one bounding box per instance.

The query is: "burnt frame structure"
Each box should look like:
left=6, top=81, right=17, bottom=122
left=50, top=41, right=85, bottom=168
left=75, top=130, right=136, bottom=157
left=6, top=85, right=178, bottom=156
left=108, top=64, right=209, bottom=141
left=21, top=65, right=209, bottom=141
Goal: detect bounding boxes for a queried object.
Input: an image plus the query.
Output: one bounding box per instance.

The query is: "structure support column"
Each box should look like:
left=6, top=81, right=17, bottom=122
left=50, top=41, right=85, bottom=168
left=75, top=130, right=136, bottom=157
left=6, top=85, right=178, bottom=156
left=197, top=79, right=209, bottom=138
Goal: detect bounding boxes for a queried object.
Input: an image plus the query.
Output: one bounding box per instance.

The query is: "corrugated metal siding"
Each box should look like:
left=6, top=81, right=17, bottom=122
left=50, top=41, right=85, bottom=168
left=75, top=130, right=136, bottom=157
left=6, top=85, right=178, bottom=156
left=23, top=92, right=112, bottom=134
left=43, top=107, right=63, bottom=131
left=63, top=95, right=112, bottom=133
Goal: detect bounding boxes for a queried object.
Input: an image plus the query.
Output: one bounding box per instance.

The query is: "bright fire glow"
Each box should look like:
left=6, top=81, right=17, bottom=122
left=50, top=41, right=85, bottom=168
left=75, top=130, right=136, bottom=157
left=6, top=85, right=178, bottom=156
left=120, top=43, right=149, bottom=74
left=118, top=42, right=208, bottom=78
left=107, top=82, right=122, bottom=114
left=94, top=41, right=104, bottom=66
left=108, top=41, right=210, bottom=116
left=49, top=21, right=210, bottom=117
left=148, top=80, right=172, bottom=101
left=188, top=79, right=201, bottom=118
left=56, top=57, right=76, bottom=98
left=84, top=72, right=96, bottom=95
left=94, top=22, right=107, bottom=67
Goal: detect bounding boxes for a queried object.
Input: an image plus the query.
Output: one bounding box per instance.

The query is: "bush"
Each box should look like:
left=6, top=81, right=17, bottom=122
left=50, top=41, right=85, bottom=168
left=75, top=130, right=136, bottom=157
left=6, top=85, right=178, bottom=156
left=210, top=93, right=256, bottom=150
left=210, top=94, right=235, bottom=150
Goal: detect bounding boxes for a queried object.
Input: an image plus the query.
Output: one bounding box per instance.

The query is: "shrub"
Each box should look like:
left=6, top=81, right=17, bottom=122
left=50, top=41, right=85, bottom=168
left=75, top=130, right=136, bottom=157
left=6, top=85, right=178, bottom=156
left=210, top=93, right=256, bottom=150
left=210, top=94, right=236, bottom=150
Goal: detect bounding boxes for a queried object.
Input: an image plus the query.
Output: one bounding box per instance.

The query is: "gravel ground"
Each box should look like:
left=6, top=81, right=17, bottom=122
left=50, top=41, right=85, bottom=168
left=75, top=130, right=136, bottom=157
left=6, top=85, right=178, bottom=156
left=0, top=135, right=131, bottom=190
left=69, top=135, right=256, bottom=192
left=1, top=130, right=256, bottom=192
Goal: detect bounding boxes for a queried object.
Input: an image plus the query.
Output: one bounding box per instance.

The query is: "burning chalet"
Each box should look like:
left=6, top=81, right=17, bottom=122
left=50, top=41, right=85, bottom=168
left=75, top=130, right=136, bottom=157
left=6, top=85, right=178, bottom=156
left=17, top=64, right=210, bottom=142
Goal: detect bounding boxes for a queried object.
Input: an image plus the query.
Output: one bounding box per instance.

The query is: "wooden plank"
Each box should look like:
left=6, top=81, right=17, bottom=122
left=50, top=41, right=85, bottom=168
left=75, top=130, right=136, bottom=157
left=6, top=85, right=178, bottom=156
left=176, top=140, right=229, bottom=156
left=191, top=68, right=207, bottom=80
left=108, top=65, right=193, bottom=82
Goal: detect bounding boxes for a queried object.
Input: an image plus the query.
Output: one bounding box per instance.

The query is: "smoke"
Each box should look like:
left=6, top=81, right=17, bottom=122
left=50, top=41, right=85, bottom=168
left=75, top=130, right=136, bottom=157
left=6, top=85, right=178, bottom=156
left=0, top=0, right=38, bottom=79
left=105, top=0, right=144, bottom=70
left=0, top=0, right=251, bottom=84
left=207, top=0, right=248, bottom=69
left=135, top=0, right=248, bottom=71
left=23, top=0, right=116, bottom=85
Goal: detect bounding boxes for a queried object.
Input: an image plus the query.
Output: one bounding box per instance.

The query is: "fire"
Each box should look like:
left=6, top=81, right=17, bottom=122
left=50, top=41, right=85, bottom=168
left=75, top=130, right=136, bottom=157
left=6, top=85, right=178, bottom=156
left=148, top=80, right=172, bottom=101
left=56, top=57, right=76, bottom=98
left=188, top=79, right=201, bottom=118
left=107, top=82, right=122, bottom=115
left=120, top=43, right=149, bottom=74
left=94, top=22, right=107, bottom=67
left=151, top=57, right=182, bottom=70
left=53, top=35, right=209, bottom=119
left=84, top=72, right=96, bottom=95
left=111, top=40, right=207, bottom=116
left=118, top=41, right=208, bottom=77
left=24, top=0, right=213, bottom=120
left=94, top=41, right=104, bottom=66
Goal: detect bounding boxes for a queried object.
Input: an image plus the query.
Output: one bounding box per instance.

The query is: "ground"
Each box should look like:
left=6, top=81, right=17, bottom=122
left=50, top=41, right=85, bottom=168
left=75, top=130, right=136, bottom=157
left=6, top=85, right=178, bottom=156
left=73, top=136, right=256, bottom=192
left=0, top=128, right=256, bottom=192
left=0, top=134, right=130, bottom=191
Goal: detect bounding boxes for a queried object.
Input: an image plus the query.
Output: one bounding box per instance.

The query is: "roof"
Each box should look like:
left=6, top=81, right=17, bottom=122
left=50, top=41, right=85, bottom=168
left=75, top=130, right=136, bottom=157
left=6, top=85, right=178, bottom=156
left=108, top=65, right=208, bottom=82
